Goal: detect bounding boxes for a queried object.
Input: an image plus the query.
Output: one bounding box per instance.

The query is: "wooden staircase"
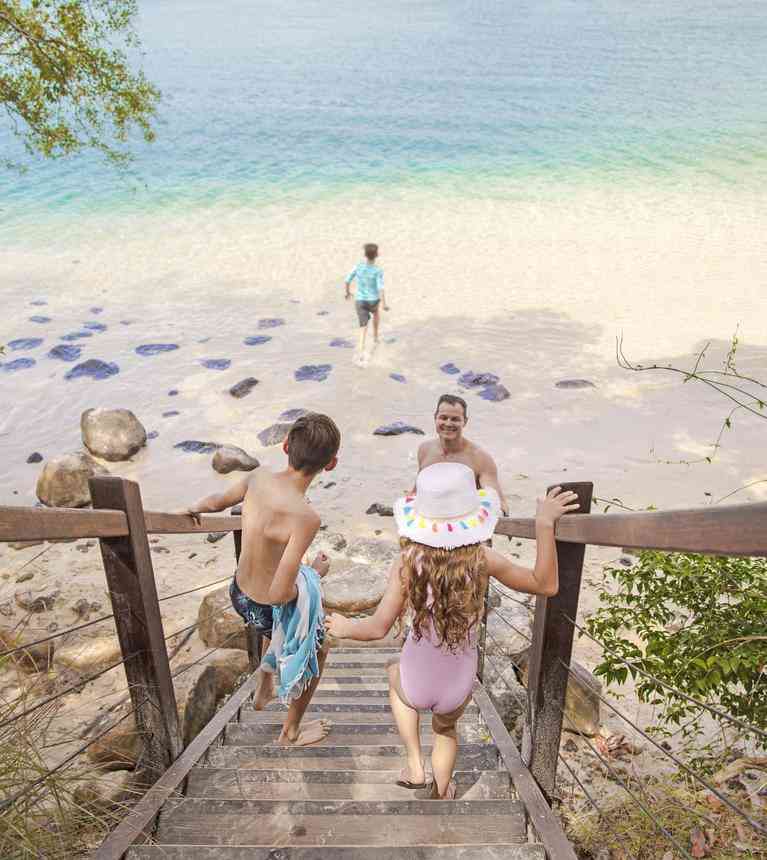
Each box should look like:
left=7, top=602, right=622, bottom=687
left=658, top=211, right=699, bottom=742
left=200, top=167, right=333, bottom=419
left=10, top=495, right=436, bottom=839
left=127, top=647, right=547, bottom=859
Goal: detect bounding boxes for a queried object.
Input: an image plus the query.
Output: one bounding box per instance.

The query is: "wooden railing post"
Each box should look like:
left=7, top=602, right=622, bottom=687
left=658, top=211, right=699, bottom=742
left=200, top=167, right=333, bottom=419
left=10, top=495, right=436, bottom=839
left=90, top=477, right=182, bottom=782
left=522, top=481, right=593, bottom=800
left=231, top=505, right=262, bottom=671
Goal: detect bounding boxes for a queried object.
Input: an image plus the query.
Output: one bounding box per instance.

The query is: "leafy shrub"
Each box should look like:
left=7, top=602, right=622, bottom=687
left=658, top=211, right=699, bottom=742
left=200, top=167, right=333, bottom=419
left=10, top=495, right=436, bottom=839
left=586, top=551, right=767, bottom=747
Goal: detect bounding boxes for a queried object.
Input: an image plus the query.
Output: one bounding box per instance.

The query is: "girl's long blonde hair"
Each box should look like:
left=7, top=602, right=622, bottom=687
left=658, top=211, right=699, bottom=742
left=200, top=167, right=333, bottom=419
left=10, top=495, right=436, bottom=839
left=399, top=537, right=487, bottom=653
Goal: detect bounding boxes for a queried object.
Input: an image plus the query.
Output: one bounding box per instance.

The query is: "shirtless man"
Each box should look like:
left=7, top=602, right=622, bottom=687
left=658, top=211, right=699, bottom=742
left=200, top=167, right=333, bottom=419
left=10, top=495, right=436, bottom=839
left=183, top=413, right=340, bottom=746
left=416, top=394, right=509, bottom=515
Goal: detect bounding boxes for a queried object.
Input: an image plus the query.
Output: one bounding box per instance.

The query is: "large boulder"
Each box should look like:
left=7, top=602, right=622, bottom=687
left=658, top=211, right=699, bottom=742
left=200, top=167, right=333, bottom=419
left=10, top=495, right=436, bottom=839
left=212, top=445, right=259, bottom=474
left=53, top=633, right=122, bottom=675
left=81, top=408, right=147, bottom=461
left=486, top=660, right=528, bottom=736
left=0, top=626, right=55, bottom=673
left=345, top=537, right=399, bottom=565
left=36, top=451, right=110, bottom=507
left=198, top=586, right=247, bottom=651
left=485, top=610, right=531, bottom=659
left=86, top=714, right=142, bottom=770
left=322, top=564, right=387, bottom=613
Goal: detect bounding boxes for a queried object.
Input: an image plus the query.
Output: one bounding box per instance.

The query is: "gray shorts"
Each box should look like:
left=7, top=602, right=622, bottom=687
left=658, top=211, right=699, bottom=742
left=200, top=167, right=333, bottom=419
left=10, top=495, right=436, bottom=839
left=356, top=299, right=380, bottom=327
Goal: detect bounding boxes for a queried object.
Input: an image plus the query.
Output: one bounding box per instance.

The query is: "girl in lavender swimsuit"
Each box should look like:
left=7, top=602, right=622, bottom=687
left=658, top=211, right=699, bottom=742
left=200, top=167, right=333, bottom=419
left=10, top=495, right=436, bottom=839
left=327, top=462, right=578, bottom=799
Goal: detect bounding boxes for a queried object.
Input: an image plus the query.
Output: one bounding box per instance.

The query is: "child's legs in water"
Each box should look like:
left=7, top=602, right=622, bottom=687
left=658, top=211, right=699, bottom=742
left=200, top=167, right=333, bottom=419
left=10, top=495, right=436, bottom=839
left=430, top=696, right=470, bottom=798
left=386, top=661, right=425, bottom=784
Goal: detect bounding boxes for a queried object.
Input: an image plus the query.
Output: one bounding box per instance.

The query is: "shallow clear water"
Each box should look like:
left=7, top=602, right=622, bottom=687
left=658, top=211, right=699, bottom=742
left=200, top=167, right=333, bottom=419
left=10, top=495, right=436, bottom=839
left=2, top=0, right=766, bottom=234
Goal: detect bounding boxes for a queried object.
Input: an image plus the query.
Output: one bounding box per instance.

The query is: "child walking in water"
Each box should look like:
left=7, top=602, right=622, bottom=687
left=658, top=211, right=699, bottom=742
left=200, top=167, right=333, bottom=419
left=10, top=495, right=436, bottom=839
left=183, top=413, right=341, bottom=747
left=327, top=463, right=578, bottom=797
left=344, top=242, right=389, bottom=366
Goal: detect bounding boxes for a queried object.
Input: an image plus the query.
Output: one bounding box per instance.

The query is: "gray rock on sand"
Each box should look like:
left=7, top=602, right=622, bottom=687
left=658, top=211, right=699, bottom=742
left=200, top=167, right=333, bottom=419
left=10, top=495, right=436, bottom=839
left=366, top=502, right=394, bottom=516
left=36, top=451, right=110, bottom=507
left=81, top=407, right=147, bottom=461
left=53, top=632, right=122, bottom=675
left=322, top=564, right=387, bottom=613
left=229, top=377, right=259, bottom=399
left=258, top=422, right=293, bottom=447
left=198, top=587, right=247, bottom=651
left=345, top=537, right=399, bottom=565
left=555, top=379, right=596, bottom=389
left=373, top=421, right=425, bottom=437
left=212, top=445, right=260, bottom=474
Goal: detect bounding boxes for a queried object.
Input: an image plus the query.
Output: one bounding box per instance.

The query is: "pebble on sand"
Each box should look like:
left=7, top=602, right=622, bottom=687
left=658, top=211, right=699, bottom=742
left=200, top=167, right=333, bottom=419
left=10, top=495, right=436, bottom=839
left=258, top=318, right=285, bottom=329
left=459, top=370, right=500, bottom=388
left=162, top=410, right=180, bottom=418
left=555, top=379, right=596, bottom=389
left=330, top=338, right=354, bottom=348
left=440, top=362, right=461, bottom=375
left=389, top=373, right=407, bottom=383
left=47, top=344, right=82, bottom=362
left=65, top=359, right=119, bottom=381
left=1, top=358, right=36, bottom=372
left=83, top=322, right=107, bottom=332
left=173, top=440, right=221, bottom=454
left=295, top=364, right=332, bottom=382
left=200, top=359, right=231, bottom=370
left=229, top=377, right=259, bottom=399
left=26, top=452, right=43, bottom=464
left=373, top=421, right=425, bottom=436
left=90, top=307, right=104, bottom=314
left=479, top=383, right=511, bottom=402
left=135, top=344, right=179, bottom=356
left=244, top=335, right=272, bottom=346
left=29, top=316, right=52, bottom=324
left=9, top=338, right=43, bottom=351
left=61, top=331, right=93, bottom=341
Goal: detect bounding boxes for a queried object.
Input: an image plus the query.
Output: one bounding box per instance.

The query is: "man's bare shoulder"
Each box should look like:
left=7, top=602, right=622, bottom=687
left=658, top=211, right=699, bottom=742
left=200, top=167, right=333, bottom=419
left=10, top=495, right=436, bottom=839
left=468, top=440, right=497, bottom=468
left=417, top=437, right=442, bottom=465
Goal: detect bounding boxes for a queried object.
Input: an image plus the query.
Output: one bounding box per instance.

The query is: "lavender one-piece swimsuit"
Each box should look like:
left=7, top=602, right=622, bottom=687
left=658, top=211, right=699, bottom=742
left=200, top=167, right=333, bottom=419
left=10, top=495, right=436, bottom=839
left=399, top=623, right=478, bottom=714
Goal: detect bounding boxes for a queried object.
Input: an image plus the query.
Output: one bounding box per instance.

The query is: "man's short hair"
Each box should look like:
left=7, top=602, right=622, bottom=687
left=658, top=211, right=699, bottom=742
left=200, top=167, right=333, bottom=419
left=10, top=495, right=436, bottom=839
left=364, top=243, right=378, bottom=261
left=287, top=413, right=341, bottom=475
left=435, top=394, right=468, bottom=419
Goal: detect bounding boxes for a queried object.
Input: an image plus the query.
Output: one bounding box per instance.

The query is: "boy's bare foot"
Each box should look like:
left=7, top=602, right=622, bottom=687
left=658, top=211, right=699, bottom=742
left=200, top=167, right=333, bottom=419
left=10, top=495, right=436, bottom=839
left=253, top=671, right=275, bottom=711
left=277, top=718, right=332, bottom=747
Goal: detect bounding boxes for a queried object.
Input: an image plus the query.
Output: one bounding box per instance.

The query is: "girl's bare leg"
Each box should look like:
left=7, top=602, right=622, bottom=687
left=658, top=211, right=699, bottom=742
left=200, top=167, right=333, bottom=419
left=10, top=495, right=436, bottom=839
left=431, top=696, right=470, bottom=798
left=387, top=661, right=425, bottom=784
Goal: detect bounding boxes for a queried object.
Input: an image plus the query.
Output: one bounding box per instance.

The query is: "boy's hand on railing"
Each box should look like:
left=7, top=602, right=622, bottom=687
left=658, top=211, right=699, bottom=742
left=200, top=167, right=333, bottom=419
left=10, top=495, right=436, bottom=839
left=178, top=508, right=203, bottom=527
left=311, top=551, right=330, bottom=577
left=535, top=487, right=580, bottom=528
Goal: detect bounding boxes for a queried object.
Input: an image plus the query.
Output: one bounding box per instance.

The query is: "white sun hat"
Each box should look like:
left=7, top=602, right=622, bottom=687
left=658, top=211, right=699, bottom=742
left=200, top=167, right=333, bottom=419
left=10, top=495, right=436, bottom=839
left=394, top=462, right=501, bottom=549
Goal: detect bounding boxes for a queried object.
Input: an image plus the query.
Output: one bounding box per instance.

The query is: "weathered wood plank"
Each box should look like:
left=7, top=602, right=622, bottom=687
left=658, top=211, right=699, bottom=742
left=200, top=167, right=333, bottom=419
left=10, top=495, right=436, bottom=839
left=206, top=743, right=498, bottom=771
left=474, top=684, right=578, bottom=860
left=144, top=511, right=242, bottom=535
left=185, top=768, right=511, bottom=801
left=238, top=710, right=480, bottom=726
left=157, top=798, right=526, bottom=846
left=223, top=724, right=479, bottom=747
left=495, top=501, right=767, bottom=557
left=94, top=669, right=263, bottom=860
left=0, top=505, right=128, bottom=542
left=261, top=698, right=478, bottom=713
left=523, top=482, right=592, bottom=798
left=128, top=845, right=546, bottom=859
left=90, top=477, right=182, bottom=787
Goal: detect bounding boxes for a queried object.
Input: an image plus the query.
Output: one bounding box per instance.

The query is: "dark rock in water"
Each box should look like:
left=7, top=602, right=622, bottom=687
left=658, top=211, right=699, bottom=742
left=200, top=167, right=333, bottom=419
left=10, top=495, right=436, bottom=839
left=29, top=315, right=51, bottom=324
left=135, top=343, right=178, bottom=356
left=1, top=358, right=36, bottom=372
left=8, top=338, right=43, bottom=351
left=162, top=410, right=180, bottom=418
left=295, top=364, right=332, bottom=382
left=258, top=423, right=293, bottom=447
left=317, top=310, right=329, bottom=316
left=61, top=331, right=93, bottom=341
left=374, top=421, right=425, bottom=437
left=147, top=431, right=159, bottom=440
left=390, top=373, right=406, bottom=383
left=459, top=370, right=500, bottom=388
left=479, top=383, right=511, bottom=402
left=65, top=359, right=119, bottom=381
left=26, top=452, right=43, bottom=464
left=48, top=344, right=81, bottom=362
left=174, top=440, right=221, bottom=454
left=330, top=338, right=353, bottom=348
left=440, top=362, right=460, bottom=375
left=366, top=502, right=394, bottom=516
left=244, top=335, right=272, bottom=346
left=31, top=300, right=47, bottom=306
left=279, top=408, right=308, bottom=421
left=168, top=389, right=179, bottom=396
left=201, top=358, right=231, bottom=370
left=83, top=321, right=107, bottom=332
left=212, top=445, right=260, bottom=474
left=555, top=379, right=596, bottom=389
left=258, top=318, right=285, bottom=329
left=90, top=307, right=104, bottom=315
left=229, top=377, right=259, bottom=399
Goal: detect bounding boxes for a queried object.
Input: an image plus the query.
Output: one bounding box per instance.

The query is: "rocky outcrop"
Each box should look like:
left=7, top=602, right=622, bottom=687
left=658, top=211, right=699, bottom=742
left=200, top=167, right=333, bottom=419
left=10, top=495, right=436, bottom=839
left=198, top=587, right=247, bottom=651
left=345, top=537, right=399, bottom=565
left=212, top=446, right=259, bottom=474
left=81, top=408, right=147, bottom=461
left=322, top=564, right=387, bottom=613
left=53, top=633, right=122, bottom=675
left=36, top=451, right=110, bottom=507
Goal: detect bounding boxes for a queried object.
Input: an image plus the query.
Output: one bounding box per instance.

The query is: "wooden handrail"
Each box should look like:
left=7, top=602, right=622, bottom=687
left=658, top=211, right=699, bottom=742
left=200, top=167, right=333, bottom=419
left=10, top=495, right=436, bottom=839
left=495, top=500, right=767, bottom=557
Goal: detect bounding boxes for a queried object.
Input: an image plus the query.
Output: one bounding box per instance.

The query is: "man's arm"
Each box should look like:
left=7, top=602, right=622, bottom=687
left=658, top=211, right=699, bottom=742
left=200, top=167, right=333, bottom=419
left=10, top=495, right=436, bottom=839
left=477, top=449, right=509, bottom=515
left=183, top=476, right=251, bottom=522
left=268, top=510, right=321, bottom=604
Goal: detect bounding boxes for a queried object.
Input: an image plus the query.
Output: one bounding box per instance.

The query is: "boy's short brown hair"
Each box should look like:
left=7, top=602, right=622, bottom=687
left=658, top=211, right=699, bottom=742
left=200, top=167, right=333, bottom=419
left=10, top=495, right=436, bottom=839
left=287, top=413, right=341, bottom=475
left=364, top=243, right=378, bottom=261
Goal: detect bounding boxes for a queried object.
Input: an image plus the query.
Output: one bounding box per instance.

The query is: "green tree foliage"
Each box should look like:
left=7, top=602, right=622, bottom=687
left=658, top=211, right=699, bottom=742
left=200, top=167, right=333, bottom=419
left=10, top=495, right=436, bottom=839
left=0, top=0, right=159, bottom=166
left=587, top=551, right=767, bottom=747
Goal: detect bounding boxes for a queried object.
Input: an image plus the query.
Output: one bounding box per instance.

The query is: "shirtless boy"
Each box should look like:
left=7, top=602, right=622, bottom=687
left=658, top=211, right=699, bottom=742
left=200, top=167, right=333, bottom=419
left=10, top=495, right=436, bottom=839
left=416, top=394, right=509, bottom=515
left=183, top=413, right=341, bottom=747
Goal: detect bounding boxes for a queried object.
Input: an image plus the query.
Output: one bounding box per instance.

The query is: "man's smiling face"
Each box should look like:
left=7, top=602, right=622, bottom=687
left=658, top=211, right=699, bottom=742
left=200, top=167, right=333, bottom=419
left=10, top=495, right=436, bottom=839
left=434, top=401, right=467, bottom=443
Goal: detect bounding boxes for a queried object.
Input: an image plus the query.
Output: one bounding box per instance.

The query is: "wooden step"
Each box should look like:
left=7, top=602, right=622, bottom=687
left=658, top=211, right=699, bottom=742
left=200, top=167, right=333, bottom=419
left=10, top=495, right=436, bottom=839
left=261, top=699, right=478, bottom=714
left=206, top=743, right=498, bottom=771
left=239, top=710, right=481, bottom=726
left=186, top=768, right=511, bottom=801
left=323, top=667, right=391, bottom=677
left=315, top=681, right=391, bottom=692
left=156, top=798, right=527, bottom=846
left=224, top=723, right=484, bottom=747
left=129, top=844, right=546, bottom=859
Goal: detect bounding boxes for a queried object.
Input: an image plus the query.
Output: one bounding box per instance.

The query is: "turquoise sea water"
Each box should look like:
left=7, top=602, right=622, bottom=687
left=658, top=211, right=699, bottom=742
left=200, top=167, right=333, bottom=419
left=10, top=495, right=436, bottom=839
left=2, top=0, right=766, bottom=230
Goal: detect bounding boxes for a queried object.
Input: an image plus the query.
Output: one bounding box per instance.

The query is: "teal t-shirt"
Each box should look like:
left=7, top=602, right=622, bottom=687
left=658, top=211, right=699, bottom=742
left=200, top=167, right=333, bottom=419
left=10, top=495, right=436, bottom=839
left=346, top=262, right=383, bottom=302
